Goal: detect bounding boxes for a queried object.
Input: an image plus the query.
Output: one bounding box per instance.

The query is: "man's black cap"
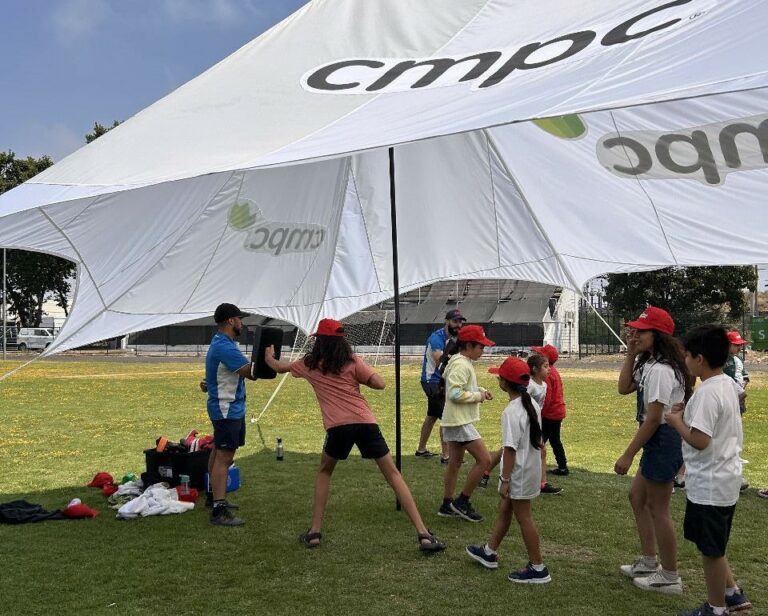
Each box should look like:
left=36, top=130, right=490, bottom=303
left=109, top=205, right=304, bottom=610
left=214, top=303, right=249, bottom=324
left=445, top=309, right=466, bottom=321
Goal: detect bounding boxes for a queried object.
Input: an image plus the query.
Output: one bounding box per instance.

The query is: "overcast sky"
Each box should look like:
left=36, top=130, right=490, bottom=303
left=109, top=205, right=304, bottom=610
left=1, top=0, right=307, bottom=162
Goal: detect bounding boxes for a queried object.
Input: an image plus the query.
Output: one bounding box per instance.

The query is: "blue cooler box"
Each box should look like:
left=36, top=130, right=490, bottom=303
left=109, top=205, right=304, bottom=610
left=204, top=465, right=240, bottom=492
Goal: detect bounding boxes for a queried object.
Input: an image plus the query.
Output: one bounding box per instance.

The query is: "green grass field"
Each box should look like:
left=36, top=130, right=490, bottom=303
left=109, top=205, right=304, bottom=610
left=0, top=358, right=765, bottom=615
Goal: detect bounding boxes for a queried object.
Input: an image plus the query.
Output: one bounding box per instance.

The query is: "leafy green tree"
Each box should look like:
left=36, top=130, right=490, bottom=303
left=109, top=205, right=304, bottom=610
left=85, top=120, right=120, bottom=143
left=604, top=266, right=757, bottom=334
left=1, top=151, right=77, bottom=326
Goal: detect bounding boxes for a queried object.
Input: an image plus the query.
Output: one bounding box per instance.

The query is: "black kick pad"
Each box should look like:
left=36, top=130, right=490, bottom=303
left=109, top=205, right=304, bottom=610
left=250, top=326, right=284, bottom=379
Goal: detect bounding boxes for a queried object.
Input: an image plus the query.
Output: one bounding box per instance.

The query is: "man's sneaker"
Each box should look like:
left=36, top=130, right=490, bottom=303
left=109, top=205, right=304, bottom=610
left=437, top=502, right=458, bottom=518
left=450, top=499, right=483, bottom=522
left=465, top=544, right=499, bottom=569
left=674, top=478, right=686, bottom=489
left=415, top=449, right=437, bottom=458
left=633, top=570, right=683, bottom=595
left=758, top=488, right=768, bottom=499
left=540, top=483, right=563, bottom=495
left=725, top=588, right=753, bottom=613
left=440, top=456, right=450, bottom=465
left=209, top=506, right=244, bottom=527
left=204, top=494, right=239, bottom=509
left=740, top=481, right=749, bottom=492
left=549, top=467, right=570, bottom=476
left=478, top=475, right=490, bottom=489
left=507, top=562, right=552, bottom=584
left=677, top=602, right=717, bottom=616
left=620, top=557, right=658, bottom=578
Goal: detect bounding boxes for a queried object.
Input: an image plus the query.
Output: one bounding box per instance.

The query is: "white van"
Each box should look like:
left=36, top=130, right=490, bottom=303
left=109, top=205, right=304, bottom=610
left=17, top=328, right=54, bottom=352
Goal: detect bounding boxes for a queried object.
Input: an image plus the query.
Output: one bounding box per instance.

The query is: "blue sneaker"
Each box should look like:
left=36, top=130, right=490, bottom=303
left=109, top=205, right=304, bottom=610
left=726, top=588, right=753, bottom=613
left=677, top=603, right=716, bottom=616
left=465, top=544, right=499, bottom=569
left=507, top=562, right=551, bottom=584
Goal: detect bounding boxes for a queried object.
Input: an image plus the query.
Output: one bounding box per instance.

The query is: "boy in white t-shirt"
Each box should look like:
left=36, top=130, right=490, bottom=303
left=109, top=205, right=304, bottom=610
left=666, top=325, right=752, bottom=616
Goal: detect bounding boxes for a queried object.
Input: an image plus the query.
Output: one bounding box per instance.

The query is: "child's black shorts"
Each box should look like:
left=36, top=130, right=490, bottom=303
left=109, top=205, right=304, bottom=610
left=324, top=423, right=390, bottom=460
left=212, top=417, right=246, bottom=450
left=639, top=423, right=683, bottom=482
left=684, top=499, right=736, bottom=557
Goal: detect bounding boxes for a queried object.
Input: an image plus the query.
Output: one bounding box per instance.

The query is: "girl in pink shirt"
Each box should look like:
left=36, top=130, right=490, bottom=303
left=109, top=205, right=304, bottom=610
left=265, top=318, right=445, bottom=553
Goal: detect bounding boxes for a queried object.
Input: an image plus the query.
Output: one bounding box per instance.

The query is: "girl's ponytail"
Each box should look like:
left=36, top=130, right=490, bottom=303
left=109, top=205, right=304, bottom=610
left=517, top=386, right=542, bottom=450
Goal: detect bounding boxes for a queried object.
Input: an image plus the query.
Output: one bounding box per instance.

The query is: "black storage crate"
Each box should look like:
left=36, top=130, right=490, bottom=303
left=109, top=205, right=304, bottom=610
left=144, top=448, right=210, bottom=489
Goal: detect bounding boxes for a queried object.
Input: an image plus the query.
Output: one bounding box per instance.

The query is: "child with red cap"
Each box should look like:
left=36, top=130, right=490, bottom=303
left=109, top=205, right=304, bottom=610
left=465, top=356, right=551, bottom=584
left=724, top=330, right=749, bottom=415
left=264, top=318, right=445, bottom=553
left=438, top=324, right=494, bottom=523
left=616, top=306, right=692, bottom=595
left=530, top=344, right=569, bottom=479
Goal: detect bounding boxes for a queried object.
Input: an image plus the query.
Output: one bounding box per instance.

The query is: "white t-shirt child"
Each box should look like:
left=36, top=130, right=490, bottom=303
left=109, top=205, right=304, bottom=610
left=682, top=373, right=743, bottom=507
left=635, top=358, right=685, bottom=424
left=527, top=380, right=547, bottom=408
left=500, top=397, right=542, bottom=499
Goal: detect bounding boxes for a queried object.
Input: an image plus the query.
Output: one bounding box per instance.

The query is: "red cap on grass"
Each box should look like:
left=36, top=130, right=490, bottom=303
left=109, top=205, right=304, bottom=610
left=625, top=306, right=675, bottom=336
left=489, top=357, right=531, bottom=385
left=86, top=472, right=114, bottom=488
left=62, top=503, right=100, bottom=518
left=457, top=324, right=494, bottom=346
left=727, top=330, right=747, bottom=345
left=530, top=344, right=559, bottom=365
left=312, top=318, right=345, bottom=337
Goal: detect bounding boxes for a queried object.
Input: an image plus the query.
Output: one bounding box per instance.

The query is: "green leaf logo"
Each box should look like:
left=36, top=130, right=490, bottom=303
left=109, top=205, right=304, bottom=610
left=229, top=201, right=257, bottom=230
left=533, top=114, right=587, bottom=140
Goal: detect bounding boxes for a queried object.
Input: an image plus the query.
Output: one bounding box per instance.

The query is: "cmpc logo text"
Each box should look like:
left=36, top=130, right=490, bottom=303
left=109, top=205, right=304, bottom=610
left=597, top=113, right=768, bottom=186
left=228, top=200, right=326, bottom=256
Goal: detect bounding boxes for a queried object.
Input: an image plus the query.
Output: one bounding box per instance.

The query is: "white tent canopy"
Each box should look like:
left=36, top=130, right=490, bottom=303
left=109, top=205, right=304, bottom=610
left=2, top=0, right=768, bottom=354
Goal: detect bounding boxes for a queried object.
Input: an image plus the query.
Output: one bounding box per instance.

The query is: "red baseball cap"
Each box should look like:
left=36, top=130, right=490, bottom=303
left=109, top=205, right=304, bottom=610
left=727, top=330, right=747, bottom=345
left=457, top=324, right=494, bottom=346
left=530, top=344, right=559, bottom=365
left=489, top=357, right=531, bottom=385
left=625, top=306, right=675, bottom=336
left=312, top=318, right=345, bottom=337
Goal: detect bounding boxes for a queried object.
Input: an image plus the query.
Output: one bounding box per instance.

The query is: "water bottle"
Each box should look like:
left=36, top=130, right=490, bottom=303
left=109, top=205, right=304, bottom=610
left=179, top=474, right=190, bottom=496
left=276, top=438, right=284, bottom=461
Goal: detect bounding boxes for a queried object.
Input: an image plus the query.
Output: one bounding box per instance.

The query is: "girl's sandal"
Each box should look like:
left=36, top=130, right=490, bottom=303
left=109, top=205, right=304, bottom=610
left=417, top=531, right=446, bottom=553
left=299, top=529, right=322, bottom=548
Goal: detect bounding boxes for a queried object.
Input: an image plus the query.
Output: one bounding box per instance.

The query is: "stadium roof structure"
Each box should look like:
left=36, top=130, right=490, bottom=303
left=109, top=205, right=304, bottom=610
left=1, top=0, right=768, bottom=354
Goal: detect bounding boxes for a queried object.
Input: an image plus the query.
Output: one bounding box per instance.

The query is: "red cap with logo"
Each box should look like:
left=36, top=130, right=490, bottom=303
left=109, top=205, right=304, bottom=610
left=457, top=324, right=495, bottom=346
left=727, top=330, right=747, bottom=345
left=625, top=306, right=675, bottom=336
left=489, top=357, right=531, bottom=385
left=312, top=318, right=345, bottom=337
left=530, top=344, right=559, bottom=365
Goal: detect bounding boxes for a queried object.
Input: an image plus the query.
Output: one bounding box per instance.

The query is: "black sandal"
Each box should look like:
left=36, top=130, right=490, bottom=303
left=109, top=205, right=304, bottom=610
left=418, top=531, right=446, bottom=553
left=299, top=529, right=322, bottom=548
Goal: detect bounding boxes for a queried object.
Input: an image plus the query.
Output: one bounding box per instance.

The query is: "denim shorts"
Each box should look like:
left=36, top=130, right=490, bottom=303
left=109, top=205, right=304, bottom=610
left=639, top=423, right=683, bottom=483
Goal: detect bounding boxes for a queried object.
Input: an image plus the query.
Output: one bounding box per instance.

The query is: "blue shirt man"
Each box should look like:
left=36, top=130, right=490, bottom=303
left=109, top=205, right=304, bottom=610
left=416, top=309, right=465, bottom=459
left=204, top=302, right=255, bottom=527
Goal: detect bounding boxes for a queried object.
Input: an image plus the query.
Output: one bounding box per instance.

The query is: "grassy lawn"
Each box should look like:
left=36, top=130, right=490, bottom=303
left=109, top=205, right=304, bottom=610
left=0, top=358, right=765, bottom=615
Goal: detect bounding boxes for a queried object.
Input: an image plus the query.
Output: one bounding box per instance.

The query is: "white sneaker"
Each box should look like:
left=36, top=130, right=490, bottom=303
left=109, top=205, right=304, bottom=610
left=632, top=570, right=682, bottom=594
left=620, top=557, right=658, bottom=578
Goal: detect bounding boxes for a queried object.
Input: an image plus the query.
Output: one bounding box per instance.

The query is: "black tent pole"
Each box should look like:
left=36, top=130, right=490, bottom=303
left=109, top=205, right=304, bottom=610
left=388, top=146, right=402, bottom=511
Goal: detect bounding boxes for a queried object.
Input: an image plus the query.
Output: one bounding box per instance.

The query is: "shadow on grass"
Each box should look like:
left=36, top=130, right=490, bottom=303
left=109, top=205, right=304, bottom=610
left=1, top=450, right=765, bottom=616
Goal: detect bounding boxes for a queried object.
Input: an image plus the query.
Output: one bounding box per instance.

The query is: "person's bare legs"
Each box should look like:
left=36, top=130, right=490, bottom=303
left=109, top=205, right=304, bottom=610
left=487, top=496, right=513, bottom=551
left=443, top=441, right=465, bottom=499
left=644, top=478, right=677, bottom=572
left=460, top=439, right=491, bottom=498
left=512, top=499, right=543, bottom=564
left=211, top=447, right=235, bottom=502
left=439, top=426, right=448, bottom=459
left=375, top=453, right=434, bottom=543
left=306, top=452, right=338, bottom=545
left=628, top=473, right=657, bottom=559
left=540, top=445, right=548, bottom=485
left=417, top=415, right=438, bottom=452
left=703, top=555, right=729, bottom=609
